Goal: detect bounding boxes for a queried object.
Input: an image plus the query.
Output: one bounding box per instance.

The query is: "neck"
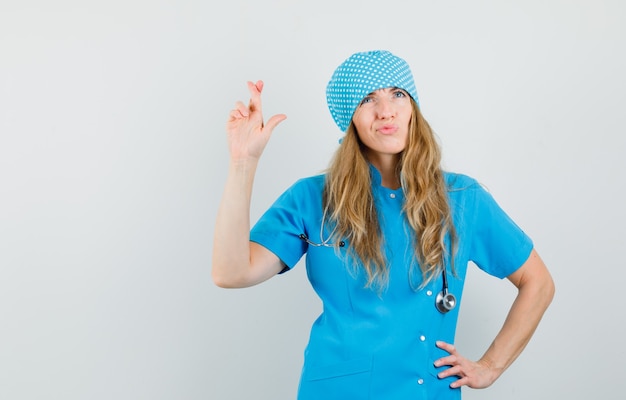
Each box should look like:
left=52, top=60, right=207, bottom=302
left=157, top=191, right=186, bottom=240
left=368, top=154, right=401, bottom=189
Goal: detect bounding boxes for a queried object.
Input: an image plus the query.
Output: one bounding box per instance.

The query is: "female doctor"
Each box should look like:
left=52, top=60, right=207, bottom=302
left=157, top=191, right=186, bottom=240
left=212, top=50, right=555, bottom=399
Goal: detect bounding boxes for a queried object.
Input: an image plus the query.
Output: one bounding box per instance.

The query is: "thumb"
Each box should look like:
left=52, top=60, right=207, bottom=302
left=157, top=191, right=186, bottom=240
left=264, top=113, right=287, bottom=133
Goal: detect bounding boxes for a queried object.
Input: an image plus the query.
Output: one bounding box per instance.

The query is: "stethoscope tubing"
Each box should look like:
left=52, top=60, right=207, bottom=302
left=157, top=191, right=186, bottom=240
left=298, top=232, right=456, bottom=313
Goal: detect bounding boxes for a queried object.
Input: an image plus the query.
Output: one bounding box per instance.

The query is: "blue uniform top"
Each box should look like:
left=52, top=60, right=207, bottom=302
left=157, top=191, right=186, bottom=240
left=250, top=166, right=533, bottom=399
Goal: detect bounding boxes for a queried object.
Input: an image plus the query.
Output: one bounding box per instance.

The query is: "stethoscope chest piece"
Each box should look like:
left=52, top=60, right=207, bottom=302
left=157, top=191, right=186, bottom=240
left=435, top=265, right=457, bottom=314
left=435, top=291, right=457, bottom=313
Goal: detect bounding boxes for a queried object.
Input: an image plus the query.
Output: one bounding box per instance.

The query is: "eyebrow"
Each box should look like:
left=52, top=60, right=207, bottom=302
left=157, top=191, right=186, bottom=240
left=366, top=86, right=403, bottom=96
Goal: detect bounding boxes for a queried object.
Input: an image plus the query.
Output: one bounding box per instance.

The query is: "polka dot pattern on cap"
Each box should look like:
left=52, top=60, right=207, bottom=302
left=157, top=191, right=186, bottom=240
left=326, top=50, right=419, bottom=133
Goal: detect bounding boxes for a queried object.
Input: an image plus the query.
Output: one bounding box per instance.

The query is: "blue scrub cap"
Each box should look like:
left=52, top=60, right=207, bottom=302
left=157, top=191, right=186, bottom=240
left=326, top=50, right=419, bottom=133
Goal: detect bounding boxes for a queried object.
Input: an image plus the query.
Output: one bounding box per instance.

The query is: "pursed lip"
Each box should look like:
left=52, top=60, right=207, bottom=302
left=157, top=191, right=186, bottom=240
left=377, top=124, right=398, bottom=135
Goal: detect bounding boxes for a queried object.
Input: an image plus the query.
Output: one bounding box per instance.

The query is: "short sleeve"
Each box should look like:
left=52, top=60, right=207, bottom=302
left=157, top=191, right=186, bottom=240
left=468, top=183, right=533, bottom=279
left=250, top=176, right=323, bottom=270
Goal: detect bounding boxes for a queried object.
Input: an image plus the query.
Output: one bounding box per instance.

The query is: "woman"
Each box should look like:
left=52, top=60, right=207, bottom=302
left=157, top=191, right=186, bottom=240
left=212, top=50, right=555, bottom=399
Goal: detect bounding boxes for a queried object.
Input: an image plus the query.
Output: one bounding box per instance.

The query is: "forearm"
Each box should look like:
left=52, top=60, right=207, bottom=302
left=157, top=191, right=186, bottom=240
left=211, top=158, right=259, bottom=287
left=479, top=255, right=555, bottom=380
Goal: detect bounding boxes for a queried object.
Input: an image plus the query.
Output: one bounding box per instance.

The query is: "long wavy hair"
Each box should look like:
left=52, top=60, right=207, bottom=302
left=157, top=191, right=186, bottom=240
left=322, top=101, right=456, bottom=291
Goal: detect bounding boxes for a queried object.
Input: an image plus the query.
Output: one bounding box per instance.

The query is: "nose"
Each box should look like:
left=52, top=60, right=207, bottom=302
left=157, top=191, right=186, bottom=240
left=375, top=98, right=395, bottom=119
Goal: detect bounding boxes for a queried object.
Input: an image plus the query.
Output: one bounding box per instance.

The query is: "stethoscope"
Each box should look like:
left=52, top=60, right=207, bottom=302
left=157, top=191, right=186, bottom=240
left=298, top=232, right=457, bottom=314
left=435, top=266, right=457, bottom=314
left=298, top=233, right=345, bottom=248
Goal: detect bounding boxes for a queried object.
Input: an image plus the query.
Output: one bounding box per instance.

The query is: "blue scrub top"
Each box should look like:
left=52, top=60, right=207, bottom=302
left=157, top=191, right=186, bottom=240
left=250, top=167, right=533, bottom=399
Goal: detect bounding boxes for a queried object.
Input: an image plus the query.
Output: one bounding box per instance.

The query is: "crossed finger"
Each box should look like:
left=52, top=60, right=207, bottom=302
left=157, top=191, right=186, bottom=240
left=229, top=101, right=249, bottom=120
left=247, top=80, right=264, bottom=114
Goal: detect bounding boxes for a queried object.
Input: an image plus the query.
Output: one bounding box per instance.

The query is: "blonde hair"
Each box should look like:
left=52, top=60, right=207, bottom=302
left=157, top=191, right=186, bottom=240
left=323, top=101, right=456, bottom=291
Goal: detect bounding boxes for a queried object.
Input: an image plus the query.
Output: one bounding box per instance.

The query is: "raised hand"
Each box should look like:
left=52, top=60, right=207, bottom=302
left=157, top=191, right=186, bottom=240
left=226, top=80, right=287, bottom=162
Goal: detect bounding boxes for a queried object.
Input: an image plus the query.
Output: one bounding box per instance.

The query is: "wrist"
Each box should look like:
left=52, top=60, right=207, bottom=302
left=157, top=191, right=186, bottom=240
left=477, top=356, right=504, bottom=382
left=229, top=156, right=260, bottom=170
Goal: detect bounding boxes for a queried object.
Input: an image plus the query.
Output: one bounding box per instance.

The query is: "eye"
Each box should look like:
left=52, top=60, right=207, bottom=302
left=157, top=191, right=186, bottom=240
left=393, top=89, right=407, bottom=98
left=359, top=96, right=373, bottom=106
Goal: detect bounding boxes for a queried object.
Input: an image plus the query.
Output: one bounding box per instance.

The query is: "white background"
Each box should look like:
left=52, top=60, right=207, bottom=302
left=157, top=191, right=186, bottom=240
left=1, top=0, right=625, bottom=399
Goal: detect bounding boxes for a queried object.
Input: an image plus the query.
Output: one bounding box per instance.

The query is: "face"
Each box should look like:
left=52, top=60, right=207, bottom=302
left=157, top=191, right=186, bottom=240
left=351, top=87, right=413, bottom=163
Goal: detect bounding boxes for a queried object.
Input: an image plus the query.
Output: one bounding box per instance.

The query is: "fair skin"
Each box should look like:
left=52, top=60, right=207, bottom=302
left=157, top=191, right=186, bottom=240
left=351, top=87, right=412, bottom=189
left=212, top=80, right=286, bottom=289
left=213, top=80, right=555, bottom=389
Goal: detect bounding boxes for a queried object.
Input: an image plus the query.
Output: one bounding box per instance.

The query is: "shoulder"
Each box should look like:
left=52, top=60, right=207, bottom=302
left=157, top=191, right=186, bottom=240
left=290, top=173, right=326, bottom=192
left=442, top=171, right=495, bottom=209
left=275, top=173, right=326, bottom=204
left=443, top=171, right=481, bottom=191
